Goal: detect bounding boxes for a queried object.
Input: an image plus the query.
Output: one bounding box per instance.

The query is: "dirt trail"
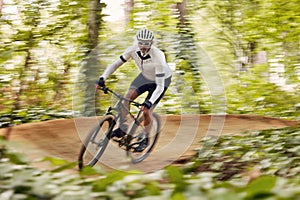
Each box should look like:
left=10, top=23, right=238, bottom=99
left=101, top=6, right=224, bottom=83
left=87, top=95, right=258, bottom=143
left=1, top=114, right=298, bottom=172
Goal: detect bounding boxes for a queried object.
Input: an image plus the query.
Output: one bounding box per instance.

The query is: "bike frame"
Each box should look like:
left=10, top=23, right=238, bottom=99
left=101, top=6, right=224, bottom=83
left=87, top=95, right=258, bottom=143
left=78, top=86, right=161, bottom=168
left=99, top=86, right=144, bottom=151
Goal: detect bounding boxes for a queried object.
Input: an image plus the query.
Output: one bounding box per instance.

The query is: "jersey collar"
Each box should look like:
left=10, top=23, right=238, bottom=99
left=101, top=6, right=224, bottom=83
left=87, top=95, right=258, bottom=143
left=137, top=51, right=151, bottom=60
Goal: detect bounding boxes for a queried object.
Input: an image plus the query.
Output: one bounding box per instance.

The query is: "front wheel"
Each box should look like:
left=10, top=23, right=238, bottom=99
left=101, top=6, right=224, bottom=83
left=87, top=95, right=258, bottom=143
left=126, top=112, right=161, bottom=163
left=78, top=115, right=115, bottom=169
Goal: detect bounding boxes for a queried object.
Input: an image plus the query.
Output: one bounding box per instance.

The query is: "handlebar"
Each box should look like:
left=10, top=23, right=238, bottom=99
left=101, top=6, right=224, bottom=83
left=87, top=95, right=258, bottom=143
left=98, top=86, right=143, bottom=107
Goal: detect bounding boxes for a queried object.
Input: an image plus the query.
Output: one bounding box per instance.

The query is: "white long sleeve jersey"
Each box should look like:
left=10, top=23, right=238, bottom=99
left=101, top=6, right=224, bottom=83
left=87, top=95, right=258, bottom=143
left=101, top=44, right=173, bottom=104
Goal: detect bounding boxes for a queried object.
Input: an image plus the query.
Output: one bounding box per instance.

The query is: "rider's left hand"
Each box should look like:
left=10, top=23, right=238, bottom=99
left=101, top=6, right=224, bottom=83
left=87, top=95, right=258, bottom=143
left=97, top=77, right=105, bottom=87
left=142, top=99, right=152, bottom=110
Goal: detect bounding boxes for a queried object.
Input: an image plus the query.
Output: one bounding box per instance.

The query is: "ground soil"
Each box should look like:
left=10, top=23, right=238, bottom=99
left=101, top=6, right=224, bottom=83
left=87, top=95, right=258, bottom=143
left=0, top=114, right=298, bottom=172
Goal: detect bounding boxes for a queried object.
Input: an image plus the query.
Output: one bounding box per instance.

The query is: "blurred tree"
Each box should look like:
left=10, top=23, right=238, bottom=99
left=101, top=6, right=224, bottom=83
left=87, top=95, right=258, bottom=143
left=0, top=0, right=299, bottom=123
left=124, top=0, right=134, bottom=24
left=80, top=0, right=105, bottom=116
left=5, top=1, right=45, bottom=111
left=175, top=0, right=205, bottom=112
left=198, top=0, right=259, bottom=72
left=259, top=0, right=300, bottom=85
left=196, top=0, right=299, bottom=117
left=198, top=0, right=299, bottom=79
left=0, top=0, right=2, bottom=13
left=0, top=0, right=100, bottom=117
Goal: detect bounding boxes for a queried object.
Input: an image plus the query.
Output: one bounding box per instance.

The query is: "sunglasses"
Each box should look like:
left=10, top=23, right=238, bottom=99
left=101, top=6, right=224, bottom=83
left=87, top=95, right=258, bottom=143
left=138, top=41, right=152, bottom=46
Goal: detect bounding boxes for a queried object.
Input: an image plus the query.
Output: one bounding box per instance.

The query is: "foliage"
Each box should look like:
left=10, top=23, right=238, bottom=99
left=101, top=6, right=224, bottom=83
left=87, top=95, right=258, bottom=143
left=194, top=0, right=299, bottom=119
left=189, top=125, right=300, bottom=179
left=0, top=0, right=90, bottom=119
left=226, top=64, right=300, bottom=119
left=1, top=1, right=299, bottom=199
left=1, top=125, right=300, bottom=199
left=0, top=107, right=73, bottom=128
left=1, top=0, right=299, bottom=121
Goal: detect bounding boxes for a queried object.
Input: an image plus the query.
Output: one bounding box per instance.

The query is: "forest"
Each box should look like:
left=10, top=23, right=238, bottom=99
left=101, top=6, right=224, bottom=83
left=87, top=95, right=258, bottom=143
left=0, top=0, right=299, bottom=123
left=0, top=0, right=299, bottom=199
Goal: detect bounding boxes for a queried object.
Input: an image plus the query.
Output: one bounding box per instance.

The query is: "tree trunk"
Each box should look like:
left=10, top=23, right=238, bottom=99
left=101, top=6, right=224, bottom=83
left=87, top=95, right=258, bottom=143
left=176, top=0, right=202, bottom=93
left=124, top=0, right=134, bottom=24
left=81, top=0, right=103, bottom=116
left=53, top=61, right=72, bottom=102
left=88, top=0, right=101, bottom=49
left=14, top=35, right=32, bottom=110
left=0, top=0, right=3, bottom=13
left=177, top=0, right=187, bottom=25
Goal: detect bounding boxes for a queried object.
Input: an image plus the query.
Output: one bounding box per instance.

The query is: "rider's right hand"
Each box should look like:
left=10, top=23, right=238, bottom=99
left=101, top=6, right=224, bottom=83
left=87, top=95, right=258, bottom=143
left=97, top=77, right=105, bottom=87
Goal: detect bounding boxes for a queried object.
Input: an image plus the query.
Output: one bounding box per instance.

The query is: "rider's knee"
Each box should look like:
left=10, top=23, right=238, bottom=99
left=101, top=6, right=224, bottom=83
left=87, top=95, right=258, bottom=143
left=125, top=89, right=138, bottom=100
left=143, top=108, right=152, bottom=116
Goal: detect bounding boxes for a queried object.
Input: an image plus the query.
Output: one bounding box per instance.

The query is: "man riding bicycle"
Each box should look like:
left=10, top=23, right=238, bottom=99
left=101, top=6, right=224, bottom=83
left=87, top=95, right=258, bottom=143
left=97, top=28, right=172, bottom=152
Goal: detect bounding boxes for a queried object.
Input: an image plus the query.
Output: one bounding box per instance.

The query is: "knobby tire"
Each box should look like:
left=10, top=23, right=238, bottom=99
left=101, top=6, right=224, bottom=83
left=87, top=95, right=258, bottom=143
left=127, top=112, right=161, bottom=163
left=78, top=115, right=115, bottom=169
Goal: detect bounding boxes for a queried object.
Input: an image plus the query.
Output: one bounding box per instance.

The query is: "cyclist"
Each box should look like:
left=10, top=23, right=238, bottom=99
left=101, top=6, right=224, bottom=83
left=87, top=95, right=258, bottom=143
left=97, top=28, right=172, bottom=152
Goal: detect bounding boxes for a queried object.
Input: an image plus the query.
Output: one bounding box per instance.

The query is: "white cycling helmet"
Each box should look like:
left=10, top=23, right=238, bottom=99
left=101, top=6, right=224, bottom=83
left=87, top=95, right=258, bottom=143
left=136, top=28, right=154, bottom=41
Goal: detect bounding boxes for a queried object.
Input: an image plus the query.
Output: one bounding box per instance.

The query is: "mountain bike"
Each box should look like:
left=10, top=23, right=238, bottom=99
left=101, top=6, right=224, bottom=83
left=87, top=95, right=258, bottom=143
left=78, top=85, right=161, bottom=169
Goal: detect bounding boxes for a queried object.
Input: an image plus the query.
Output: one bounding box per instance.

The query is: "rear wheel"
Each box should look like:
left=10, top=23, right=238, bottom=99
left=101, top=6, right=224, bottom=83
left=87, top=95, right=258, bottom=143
left=78, top=115, right=115, bottom=169
left=126, top=113, right=161, bottom=163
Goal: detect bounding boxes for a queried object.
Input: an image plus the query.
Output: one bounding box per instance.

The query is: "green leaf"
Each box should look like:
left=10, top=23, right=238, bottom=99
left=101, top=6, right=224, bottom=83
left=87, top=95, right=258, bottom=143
left=166, top=166, right=187, bottom=193
left=41, top=156, right=69, bottom=166
left=51, top=162, right=77, bottom=173
left=7, top=152, right=28, bottom=165
left=166, top=166, right=184, bottom=184
left=14, top=185, right=32, bottom=193
left=144, top=182, right=161, bottom=196
left=172, top=192, right=186, bottom=200
left=92, top=170, right=129, bottom=191
left=245, top=175, right=277, bottom=198
left=79, top=166, right=104, bottom=176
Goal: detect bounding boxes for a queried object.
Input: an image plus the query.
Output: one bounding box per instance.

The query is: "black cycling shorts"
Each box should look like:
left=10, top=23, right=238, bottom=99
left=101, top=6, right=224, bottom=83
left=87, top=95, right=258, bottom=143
left=129, top=73, right=172, bottom=105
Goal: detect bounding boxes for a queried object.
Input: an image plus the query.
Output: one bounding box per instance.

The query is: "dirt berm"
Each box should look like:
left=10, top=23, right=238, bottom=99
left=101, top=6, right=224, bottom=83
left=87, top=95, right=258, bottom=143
left=1, top=114, right=298, bottom=172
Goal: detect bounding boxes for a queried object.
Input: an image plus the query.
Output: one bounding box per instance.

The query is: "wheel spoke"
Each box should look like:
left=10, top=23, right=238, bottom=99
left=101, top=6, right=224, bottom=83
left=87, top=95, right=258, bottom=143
left=127, top=113, right=161, bottom=163
left=78, top=115, right=114, bottom=169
